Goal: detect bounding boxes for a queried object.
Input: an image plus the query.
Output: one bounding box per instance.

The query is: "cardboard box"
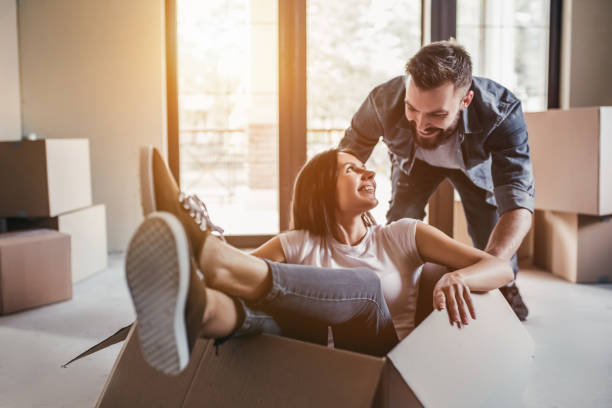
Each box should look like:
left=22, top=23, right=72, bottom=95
left=534, top=209, right=612, bottom=283
left=8, top=205, right=107, bottom=282
left=95, top=290, right=534, bottom=408
left=0, top=139, right=93, bottom=217
left=453, top=200, right=534, bottom=261
left=526, top=107, right=612, bottom=215
left=0, top=229, right=72, bottom=314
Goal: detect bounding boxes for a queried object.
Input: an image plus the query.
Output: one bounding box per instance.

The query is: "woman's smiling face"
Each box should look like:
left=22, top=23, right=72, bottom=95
left=335, top=151, right=378, bottom=215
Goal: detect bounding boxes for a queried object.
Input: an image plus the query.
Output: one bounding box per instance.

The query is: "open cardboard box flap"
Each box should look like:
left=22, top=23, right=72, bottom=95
left=388, top=289, right=534, bottom=407
left=89, top=289, right=533, bottom=407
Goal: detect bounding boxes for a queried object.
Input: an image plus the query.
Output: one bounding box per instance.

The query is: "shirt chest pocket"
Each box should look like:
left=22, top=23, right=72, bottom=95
left=462, top=132, right=490, bottom=168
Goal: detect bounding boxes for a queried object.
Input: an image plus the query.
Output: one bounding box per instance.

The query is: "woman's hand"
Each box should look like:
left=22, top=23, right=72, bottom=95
left=415, top=222, right=513, bottom=327
left=433, top=271, right=476, bottom=327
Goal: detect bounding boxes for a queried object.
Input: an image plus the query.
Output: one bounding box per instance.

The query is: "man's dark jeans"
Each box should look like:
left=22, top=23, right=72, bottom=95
left=231, top=261, right=399, bottom=357
left=386, top=159, right=519, bottom=276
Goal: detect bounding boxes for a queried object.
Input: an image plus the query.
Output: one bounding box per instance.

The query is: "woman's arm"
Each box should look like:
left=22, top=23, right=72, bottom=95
left=415, top=222, right=514, bottom=325
left=250, top=236, right=286, bottom=263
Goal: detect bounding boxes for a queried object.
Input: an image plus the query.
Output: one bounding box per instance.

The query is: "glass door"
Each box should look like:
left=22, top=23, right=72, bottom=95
left=176, top=0, right=279, bottom=235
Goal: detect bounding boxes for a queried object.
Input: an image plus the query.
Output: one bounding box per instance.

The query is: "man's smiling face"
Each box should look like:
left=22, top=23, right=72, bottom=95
left=404, top=76, right=474, bottom=150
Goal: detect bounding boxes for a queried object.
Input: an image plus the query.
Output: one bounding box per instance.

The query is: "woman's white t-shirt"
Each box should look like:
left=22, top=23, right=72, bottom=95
left=278, top=218, right=424, bottom=339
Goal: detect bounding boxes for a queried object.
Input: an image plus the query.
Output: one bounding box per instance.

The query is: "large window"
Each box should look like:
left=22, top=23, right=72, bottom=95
left=172, top=1, right=555, bottom=239
left=307, top=0, right=422, bottom=224
left=457, top=0, right=551, bottom=112
left=176, top=0, right=279, bottom=235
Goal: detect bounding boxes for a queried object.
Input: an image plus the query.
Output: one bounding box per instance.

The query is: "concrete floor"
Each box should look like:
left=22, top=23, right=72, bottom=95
left=0, top=254, right=611, bottom=407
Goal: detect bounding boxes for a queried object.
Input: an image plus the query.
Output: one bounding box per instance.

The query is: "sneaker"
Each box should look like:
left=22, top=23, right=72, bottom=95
left=139, top=146, right=224, bottom=260
left=125, top=212, right=207, bottom=376
left=499, top=282, right=529, bottom=321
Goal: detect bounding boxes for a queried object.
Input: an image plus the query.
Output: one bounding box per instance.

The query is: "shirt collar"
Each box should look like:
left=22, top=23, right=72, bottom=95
left=461, top=94, right=482, bottom=134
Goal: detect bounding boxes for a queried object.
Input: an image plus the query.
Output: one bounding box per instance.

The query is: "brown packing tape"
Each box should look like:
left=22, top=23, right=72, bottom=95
left=62, top=323, right=133, bottom=367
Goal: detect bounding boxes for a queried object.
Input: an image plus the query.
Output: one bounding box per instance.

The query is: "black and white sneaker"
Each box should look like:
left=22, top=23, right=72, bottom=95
left=125, top=212, right=192, bottom=376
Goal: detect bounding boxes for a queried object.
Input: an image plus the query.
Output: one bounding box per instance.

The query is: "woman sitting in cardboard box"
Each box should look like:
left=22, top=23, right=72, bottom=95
left=127, top=146, right=513, bottom=376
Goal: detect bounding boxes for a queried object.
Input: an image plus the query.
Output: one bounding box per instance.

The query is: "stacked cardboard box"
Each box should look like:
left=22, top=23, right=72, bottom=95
left=0, top=139, right=107, bottom=283
left=0, top=229, right=72, bottom=314
left=526, top=107, right=612, bottom=283
left=452, top=200, right=535, bottom=261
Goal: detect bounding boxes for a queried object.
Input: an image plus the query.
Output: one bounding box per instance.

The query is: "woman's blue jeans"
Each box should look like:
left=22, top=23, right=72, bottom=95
left=228, top=261, right=399, bottom=357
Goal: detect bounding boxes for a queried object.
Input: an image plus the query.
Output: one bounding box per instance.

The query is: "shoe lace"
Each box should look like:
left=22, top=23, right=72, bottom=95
left=178, top=192, right=226, bottom=241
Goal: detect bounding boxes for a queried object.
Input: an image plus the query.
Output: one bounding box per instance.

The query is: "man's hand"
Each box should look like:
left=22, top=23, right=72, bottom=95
left=433, top=271, right=476, bottom=327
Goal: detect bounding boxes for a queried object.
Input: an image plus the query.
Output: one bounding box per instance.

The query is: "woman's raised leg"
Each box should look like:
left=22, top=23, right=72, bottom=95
left=198, top=236, right=398, bottom=356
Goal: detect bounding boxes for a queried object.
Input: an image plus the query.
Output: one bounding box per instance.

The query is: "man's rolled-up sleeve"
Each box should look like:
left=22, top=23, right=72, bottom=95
left=487, top=102, right=536, bottom=215
left=338, top=92, right=384, bottom=163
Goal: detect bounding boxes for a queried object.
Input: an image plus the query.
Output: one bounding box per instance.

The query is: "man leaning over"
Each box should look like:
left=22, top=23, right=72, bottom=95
left=339, top=40, right=534, bottom=320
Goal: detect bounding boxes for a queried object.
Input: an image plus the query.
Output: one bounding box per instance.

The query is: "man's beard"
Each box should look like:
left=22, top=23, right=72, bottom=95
left=410, top=113, right=461, bottom=150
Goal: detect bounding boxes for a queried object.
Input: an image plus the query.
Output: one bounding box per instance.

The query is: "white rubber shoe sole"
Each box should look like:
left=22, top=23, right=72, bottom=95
left=125, top=212, right=189, bottom=376
left=139, top=146, right=156, bottom=216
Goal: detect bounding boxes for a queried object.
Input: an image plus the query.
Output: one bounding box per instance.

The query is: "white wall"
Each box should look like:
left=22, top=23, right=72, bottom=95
left=0, top=0, right=21, bottom=140
left=18, top=0, right=167, bottom=251
left=561, top=0, right=612, bottom=108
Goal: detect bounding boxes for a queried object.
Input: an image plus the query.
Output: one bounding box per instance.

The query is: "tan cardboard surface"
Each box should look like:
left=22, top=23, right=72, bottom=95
left=534, top=210, right=578, bottom=282
left=183, top=333, right=385, bottom=408
left=96, top=325, right=208, bottom=408
left=0, top=139, right=92, bottom=217
left=576, top=215, right=612, bottom=283
left=452, top=200, right=472, bottom=246
left=97, top=291, right=534, bottom=407
left=454, top=200, right=533, bottom=261
left=57, top=205, right=107, bottom=282
left=600, top=107, right=612, bottom=214
left=8, top=205, right=107, bottom=282
left=535, top=210, right=612, bottom=283
left=45, top=139, right=93, bottom=216
left=98, top=327, right=384, bottom=408
left=0, top=141, right=49, bottom=216
left=526, top=107, right=612, bottom=215
left=0, top=229, right=71, bottom=314
left=373, top=362, right=422, bottom=408
left=387, top=290, right=534, bottom=408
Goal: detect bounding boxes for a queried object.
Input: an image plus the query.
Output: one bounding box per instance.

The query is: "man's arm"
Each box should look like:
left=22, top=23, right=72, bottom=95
left=338, top=92, right=384, bottom=163
left=415, top=222, right=514, bottom=326
left=485, top=208, right=532, bottom=260
left=486, top=101, right=535, bottom=261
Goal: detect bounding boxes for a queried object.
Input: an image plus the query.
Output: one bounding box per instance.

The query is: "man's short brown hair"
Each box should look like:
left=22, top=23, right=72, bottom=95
left=406, top=40, right=472, bottom=90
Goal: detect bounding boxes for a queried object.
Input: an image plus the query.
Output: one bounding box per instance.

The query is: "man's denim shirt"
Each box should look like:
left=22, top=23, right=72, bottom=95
left=339, top=76, right=535, bottom=215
